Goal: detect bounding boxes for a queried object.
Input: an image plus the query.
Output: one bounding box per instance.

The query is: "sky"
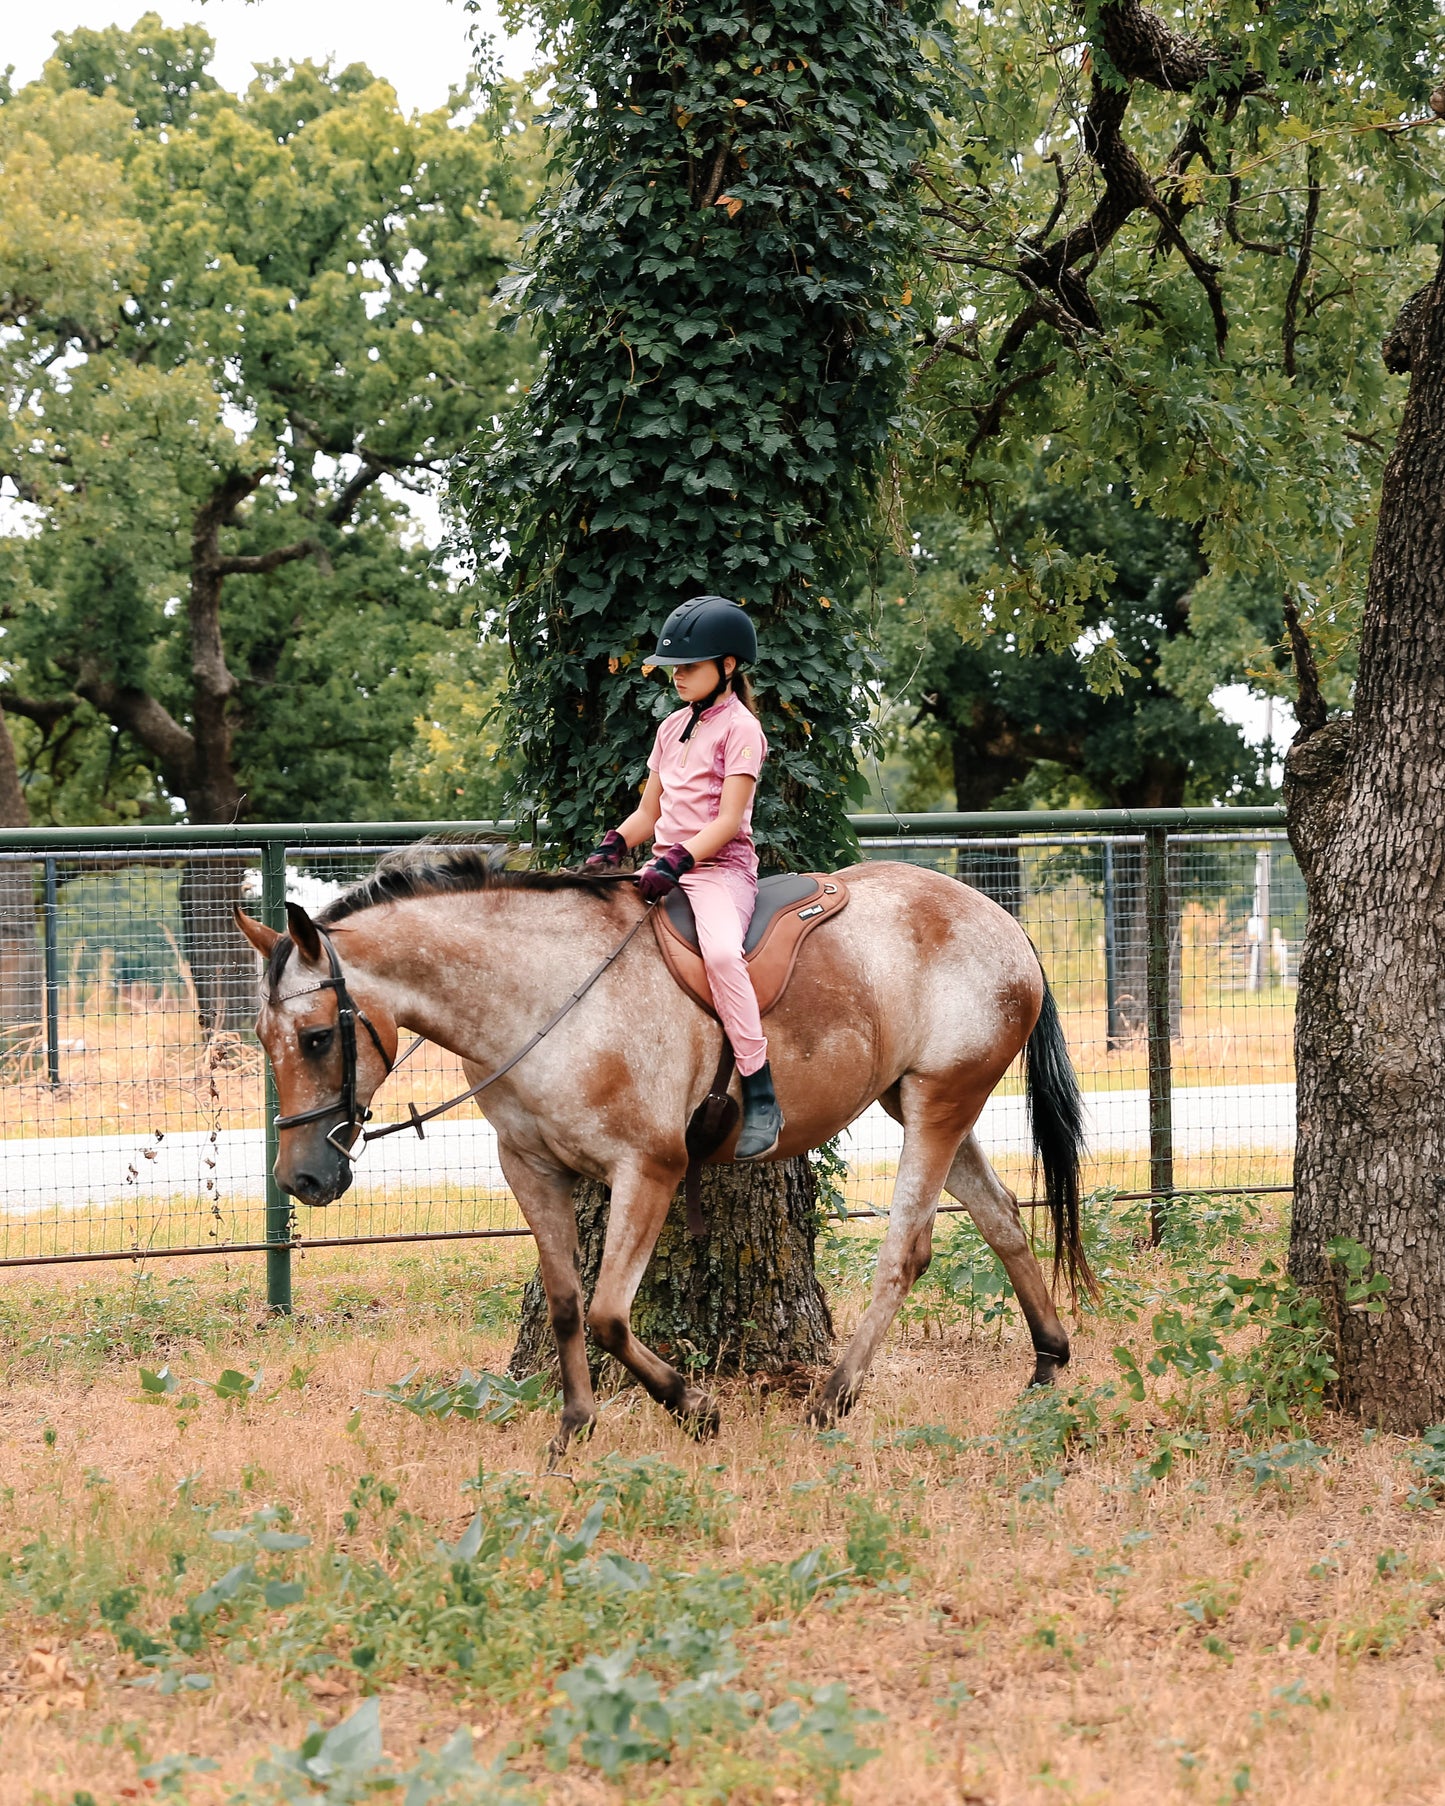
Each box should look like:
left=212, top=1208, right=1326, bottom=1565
left=2, top=0, right=539, bottom=112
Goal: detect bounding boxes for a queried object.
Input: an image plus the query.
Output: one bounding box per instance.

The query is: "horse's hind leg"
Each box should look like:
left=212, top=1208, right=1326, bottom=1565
left=495, top=1141, right=597, bottom=1464
left=809, top=1085, right=966, bottom=1426
left=586, top=1160, right=719, bottom=1438
left=945, top=1132, right=1070, bottom=1387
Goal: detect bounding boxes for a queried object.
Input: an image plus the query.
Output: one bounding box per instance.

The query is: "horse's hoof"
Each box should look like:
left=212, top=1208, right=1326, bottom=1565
left=546, top=1410, right=596, bottom=1468
left=677, top=1393, right=720, bottom=1440
left=1026, top=1350, right=1069, bottom=1390
left=806, top=1378, right=857, bottom=1429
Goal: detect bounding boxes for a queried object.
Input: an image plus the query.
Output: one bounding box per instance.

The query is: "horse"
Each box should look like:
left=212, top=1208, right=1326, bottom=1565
left=235, top=848, right=1091, bottom=1460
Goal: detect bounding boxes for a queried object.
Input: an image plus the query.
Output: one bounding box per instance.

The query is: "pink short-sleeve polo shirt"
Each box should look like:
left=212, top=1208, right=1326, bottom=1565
left=647, top=692, right=767, bottom=879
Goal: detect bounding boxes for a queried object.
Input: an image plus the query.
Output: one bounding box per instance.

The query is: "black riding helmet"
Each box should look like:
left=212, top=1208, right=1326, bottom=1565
left=648, top=595, right=756, bottom=667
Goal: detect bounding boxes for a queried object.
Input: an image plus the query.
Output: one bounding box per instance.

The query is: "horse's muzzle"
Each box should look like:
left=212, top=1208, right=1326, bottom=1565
left=276, top=1146, right=355, bottom=1208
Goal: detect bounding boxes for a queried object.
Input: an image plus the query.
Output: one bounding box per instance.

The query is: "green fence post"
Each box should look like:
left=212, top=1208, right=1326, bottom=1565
left=1144, top=825, right=1174, bottom=1243
left=260, top=838, right=292, bottom=1314
left=42, top=856, right=60, bottom=1087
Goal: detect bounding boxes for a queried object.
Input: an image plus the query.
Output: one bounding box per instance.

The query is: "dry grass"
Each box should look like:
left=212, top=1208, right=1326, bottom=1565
left=1, top=1224, right=1443, bottom=1806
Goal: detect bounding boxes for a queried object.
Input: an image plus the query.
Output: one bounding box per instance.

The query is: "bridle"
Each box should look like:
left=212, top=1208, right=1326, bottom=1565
left=269, top=903, right=653, bottom=1162
left=271, top=929, right=395, bottom=1156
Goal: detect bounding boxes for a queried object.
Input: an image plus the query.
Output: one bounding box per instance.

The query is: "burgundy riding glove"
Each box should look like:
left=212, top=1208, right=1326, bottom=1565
left=637, top=845, right=695, bottom=902
left=584, top=829, right=628, bottom=871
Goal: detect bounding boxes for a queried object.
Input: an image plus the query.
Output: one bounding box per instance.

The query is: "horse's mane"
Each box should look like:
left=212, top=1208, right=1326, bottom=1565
left=317, top=844, right=622, bottom=929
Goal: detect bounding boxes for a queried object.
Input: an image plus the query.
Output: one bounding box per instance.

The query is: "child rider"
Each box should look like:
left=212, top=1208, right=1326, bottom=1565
left=585, top=595, right=782, bottom=1160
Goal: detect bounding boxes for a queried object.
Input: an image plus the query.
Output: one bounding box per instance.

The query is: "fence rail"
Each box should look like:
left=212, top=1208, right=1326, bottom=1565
left=0, top=810, right=1296, bottom=1305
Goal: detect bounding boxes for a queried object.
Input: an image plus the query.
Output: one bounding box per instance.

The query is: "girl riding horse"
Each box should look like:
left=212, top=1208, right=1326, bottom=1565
left=585, top=596, right=781, bottom=1159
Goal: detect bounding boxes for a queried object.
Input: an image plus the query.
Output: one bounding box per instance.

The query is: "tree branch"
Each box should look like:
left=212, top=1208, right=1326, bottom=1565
left=72, top=667, right=196, bottom=792
left=1282, top=593, right=1327, bottom=737
left=1282, top=148, right=1321, bottom=379
left=0, top=691, right=79, bottom=732
left=326, top=458, right=386, bottom=526
left=215, top=538, right=322, bottom=578
left=1225, top=174, right=1289, bottom=254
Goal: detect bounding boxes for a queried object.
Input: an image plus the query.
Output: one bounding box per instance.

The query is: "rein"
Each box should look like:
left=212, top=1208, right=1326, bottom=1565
left=273, top=906, right=654, bottom=1157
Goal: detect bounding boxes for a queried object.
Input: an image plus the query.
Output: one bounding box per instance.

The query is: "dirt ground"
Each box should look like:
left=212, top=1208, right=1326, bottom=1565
left=1, top=1226, right=1443, bottom=1806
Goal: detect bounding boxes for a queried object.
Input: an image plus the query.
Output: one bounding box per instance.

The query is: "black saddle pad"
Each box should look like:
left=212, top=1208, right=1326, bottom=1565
left=661, top=872, right=820, bottom=955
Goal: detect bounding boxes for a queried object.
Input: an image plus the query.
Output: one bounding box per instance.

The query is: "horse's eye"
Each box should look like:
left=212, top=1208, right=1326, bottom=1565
left=300, top=1027, right=334, bottom=1058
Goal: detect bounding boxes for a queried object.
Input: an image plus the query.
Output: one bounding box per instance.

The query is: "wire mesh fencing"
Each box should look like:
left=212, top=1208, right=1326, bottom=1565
left=0, top=814, right=1297, bottom=1280
left=840, top=824, right=1299, bottom=1221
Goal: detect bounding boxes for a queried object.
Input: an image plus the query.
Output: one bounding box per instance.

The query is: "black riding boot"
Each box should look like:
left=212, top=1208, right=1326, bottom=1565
left=736, top=1061, right=783, bottom=1161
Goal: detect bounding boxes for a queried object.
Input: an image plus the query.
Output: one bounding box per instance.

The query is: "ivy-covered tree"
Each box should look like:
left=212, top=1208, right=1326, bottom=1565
left=461, top=0, right=942, bottom=1376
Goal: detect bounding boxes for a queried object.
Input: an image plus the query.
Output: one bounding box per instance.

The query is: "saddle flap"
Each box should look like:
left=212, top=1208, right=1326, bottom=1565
left=652, top=872, right=850, bottom=1018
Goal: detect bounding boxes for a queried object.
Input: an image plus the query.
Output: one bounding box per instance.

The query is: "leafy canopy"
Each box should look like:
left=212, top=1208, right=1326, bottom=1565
left=907, top=0, right=1445, bottom=701
left=0, top=19, right=539, bottom=822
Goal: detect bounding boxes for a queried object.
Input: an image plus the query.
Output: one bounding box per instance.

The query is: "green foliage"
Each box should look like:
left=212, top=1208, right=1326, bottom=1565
left=461, top=0, right=947, bottom=864
left=909, top=0, right=1445, bottom=702
left=766, top=1681, right=884, bottom=1775
left=899, top=1215, right=1013, bottom=1336
left=365, top=1365, right=558, bottom=1426
left=870, top=477, right=1275, bottom=813
left=2, top=1459, right=899, bottom=1797
left=1402, top=1426, right=1445, bottom=1511
left=540, top=1637, right=750, bottom=1776
left=1230, top=1438, right=1330, bottom=1491
left=0, top=21, right=539, bottom=822
left=239, top=1699, right=529, bottom=1805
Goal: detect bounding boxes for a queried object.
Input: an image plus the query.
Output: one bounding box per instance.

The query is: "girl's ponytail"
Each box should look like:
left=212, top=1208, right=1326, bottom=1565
left=730, top=669, right=760, bottom=717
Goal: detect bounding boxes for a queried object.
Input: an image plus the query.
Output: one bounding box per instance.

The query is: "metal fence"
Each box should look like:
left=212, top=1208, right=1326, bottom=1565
left=0, top=809, right=1295, bottom=1300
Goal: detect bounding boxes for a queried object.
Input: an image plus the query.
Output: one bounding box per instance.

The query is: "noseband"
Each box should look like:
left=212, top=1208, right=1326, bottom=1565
left=271, top=929, right=394, bottom=1156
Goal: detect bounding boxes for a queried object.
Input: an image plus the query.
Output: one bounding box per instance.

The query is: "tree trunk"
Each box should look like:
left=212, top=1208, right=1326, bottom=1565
left=0, top=704, right=44, bottom=1070
left=510, top=1156, right=835, bottom=1385
left=179, top=856, right=260, bottom=1038
left=1284, top=243, right=1445, bottom=1429
left=1106, top=840, right=1182, bottom=1043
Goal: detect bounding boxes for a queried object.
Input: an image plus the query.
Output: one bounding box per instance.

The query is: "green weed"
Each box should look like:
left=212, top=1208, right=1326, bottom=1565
left=365, top=1365, right=558, bottom=1425
left=1402, top=1427, right=1445, bottom=1510
left=1230, top=1438, right=1329, bottom=1492
left=235, top=1698, right=531, bottom=1804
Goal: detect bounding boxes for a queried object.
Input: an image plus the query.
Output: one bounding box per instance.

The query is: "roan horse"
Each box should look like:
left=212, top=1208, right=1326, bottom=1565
left=236, top=849, right=1092, bottom=1459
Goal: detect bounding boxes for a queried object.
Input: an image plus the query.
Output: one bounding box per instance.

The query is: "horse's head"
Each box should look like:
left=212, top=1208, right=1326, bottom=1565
left=235, top=901, right=397, bottom=1208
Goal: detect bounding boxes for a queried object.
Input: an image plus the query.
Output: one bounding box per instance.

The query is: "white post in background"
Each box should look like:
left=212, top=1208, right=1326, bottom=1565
left=1247, top=845, right=1272, bottom=991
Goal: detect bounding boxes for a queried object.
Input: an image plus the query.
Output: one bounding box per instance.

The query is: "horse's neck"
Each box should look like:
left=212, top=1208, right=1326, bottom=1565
left=342, top=893, right=623, bottom=1064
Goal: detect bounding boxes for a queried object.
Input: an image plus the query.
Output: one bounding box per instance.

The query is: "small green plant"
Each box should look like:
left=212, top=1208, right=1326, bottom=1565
left=899, top=1218, right=1013, bottom=1337
left=134, top=1754, right=218, bottom=1799
left=541, top=1640, right=751, bottom=1778
left=366, top=1365, right=557, bottom=1426
left=1403, top=1427, right=1445, bottom=1510
left=237, top=1698, right=531, bottom=1804
left=1231, top=1438, right=1329, bottom=1492
left=843, top=1496, right=911, bottom=1585
left=810, top=1137, right=852, bottom=1223
left=767, top=1681, right=884, bottom=1775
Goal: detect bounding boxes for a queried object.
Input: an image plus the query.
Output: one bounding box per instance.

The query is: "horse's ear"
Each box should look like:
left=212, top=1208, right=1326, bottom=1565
left=234, top=907, right=280, bottom=958
left=286, top=901, right=324, bottom=963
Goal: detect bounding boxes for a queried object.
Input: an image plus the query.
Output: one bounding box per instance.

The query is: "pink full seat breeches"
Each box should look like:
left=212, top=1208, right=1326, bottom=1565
left=677, top=865, right=767, bottom=1076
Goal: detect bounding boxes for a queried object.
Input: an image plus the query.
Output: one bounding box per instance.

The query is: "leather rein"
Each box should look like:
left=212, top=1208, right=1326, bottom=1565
left=272, top=908, right=654, bottom=1159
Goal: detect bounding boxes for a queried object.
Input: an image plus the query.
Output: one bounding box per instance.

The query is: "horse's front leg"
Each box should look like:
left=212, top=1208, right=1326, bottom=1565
left=494, top=1139, right=597, bottom=1465
left=586, top=1157, right=718, bottom=1439
left=809, top=1087, right=968, bottom=1426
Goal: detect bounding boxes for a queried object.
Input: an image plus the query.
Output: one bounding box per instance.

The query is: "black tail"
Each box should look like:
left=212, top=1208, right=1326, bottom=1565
left=1024, top=971, right=1095, bottom=1301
